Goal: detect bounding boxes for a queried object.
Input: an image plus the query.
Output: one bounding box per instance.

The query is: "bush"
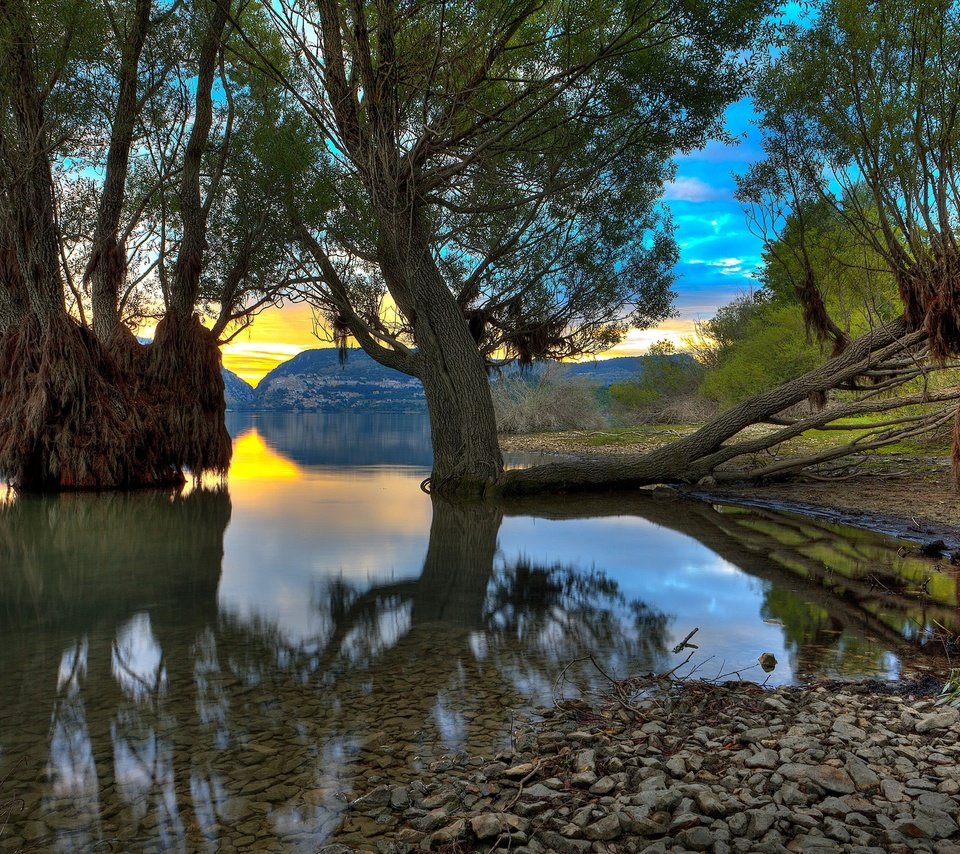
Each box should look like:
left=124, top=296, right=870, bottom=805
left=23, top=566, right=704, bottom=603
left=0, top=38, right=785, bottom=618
left=492, top=364, right=606, bottom=434
left=609, top=351, right=711, bottom=423
left=699, top=304, right=822, bottom=405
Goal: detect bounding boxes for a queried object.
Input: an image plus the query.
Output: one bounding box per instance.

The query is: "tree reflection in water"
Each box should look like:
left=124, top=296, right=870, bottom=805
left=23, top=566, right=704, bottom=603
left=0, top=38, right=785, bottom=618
left=0, top=489, right=953, bottom=851
left=0, top=492, right=671, bottom=851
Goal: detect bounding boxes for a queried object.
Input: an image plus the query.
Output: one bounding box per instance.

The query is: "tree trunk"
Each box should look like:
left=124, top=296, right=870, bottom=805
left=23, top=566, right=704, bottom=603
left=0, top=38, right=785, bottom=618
left=88, top=0, right=153, bottom=345
left=493, top=316, right=917, bottom=496
left=377, top=212, right=503, bottom=496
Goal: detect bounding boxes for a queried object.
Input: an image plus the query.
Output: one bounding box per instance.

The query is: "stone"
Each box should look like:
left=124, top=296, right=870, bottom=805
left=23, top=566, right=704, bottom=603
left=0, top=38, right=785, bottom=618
left=574, top=749, right=596, bottom=773
left=470, top=813, right=504, bottom=840
left=746, top=808, right=776, bottom=839
left=881, top=778, right=905, bottom=802
left=537, top=830, right=592, bottom=853
left=431, top=819, right=466, bottom=844
left=696, top=790, right=727, bottom=817
left=584, top=813, right=621, bottom=841
left=504, top=762, right=537, bottom=778
left=522, top=783, right=564, bottom=798
left=389, top=787, right=411, bottom=809
left=915, top=708, right=960, bottom=733
left=589, top=775, right=616, bottom=795
left=412, top=808, right=448, bottom=833
left=666, top=755, right=687, bottom=777
left=832, top=720, right=867, bottom=740
left=807, top=765, right=856, bottom=795
left=570, top=770, right=597, bottom=787
left=678, top=825, right=715, bottom=851
left=895, top=816, right=936, bottom=839
left=745, top=749, right=779, bottom=769
left=845, top=756, right=880, bottom=791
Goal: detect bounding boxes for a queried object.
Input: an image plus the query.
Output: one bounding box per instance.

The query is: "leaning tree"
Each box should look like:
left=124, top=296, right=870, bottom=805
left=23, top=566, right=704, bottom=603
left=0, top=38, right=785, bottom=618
left=259, top=0, right=774, bottom=495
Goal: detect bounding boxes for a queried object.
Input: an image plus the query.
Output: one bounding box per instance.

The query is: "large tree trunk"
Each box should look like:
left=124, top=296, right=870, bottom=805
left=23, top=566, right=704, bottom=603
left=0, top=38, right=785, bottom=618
left=378, top=212, right=503, bottom=496
left=493, top=316, right=923, bottom=496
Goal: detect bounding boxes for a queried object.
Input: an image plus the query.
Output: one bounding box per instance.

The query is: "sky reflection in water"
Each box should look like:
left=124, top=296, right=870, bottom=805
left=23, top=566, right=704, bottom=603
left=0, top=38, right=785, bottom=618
left=0, top=412, right=953, bottom=852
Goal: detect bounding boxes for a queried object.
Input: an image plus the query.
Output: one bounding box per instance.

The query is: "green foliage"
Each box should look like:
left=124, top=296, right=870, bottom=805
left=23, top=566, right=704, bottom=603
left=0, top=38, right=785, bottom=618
left=742, top=0, right=960, bottom=358
left=694, top=193, right=905, bottom=406
left=609, top=353, right=704, bottom=413
left=699, top=302, right=822, bottom=405
left=277, top=0, right=775, bottom=363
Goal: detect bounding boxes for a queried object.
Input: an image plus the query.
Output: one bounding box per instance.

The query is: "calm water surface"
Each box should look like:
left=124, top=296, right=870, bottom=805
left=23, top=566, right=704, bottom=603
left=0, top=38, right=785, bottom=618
left=0, top=412, right=955, bottom=852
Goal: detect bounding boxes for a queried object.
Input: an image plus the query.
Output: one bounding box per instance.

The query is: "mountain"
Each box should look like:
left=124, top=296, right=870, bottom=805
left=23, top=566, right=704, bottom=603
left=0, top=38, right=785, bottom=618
left=556, top=356, right=646, bottom=384
left=222, top=349, right=655, bottom=412
left=254, top=348, right=427, bottom=412
left=223, top=368, right=257, bottom=410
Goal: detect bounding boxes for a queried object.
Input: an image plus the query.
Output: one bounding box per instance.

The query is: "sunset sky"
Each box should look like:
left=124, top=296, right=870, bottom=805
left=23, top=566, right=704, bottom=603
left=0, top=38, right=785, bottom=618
left=222, top=101, right=764, bottom=386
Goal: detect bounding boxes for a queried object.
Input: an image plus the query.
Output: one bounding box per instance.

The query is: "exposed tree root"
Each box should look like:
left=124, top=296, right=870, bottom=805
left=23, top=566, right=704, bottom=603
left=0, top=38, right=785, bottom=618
left=0, top=316, right=180, bottom=490
left=147, top=314, right=232, bottom=477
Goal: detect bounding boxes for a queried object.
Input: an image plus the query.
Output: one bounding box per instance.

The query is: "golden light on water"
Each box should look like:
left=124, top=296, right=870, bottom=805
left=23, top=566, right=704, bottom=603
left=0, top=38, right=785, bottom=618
left=229, top=430, right=303, bottom=481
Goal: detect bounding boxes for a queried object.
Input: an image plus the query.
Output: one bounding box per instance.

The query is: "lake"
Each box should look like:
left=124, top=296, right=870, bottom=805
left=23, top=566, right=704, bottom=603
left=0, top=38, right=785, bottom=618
left=0, top=412, right=955, bottom=851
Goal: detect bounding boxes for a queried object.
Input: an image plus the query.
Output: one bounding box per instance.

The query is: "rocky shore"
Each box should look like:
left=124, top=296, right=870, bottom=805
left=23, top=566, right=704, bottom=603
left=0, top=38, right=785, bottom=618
left=327, top=677, right=960, bottom=854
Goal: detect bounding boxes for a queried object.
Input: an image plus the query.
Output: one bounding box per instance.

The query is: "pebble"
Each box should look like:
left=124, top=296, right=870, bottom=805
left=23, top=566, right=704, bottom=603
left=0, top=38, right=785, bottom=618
left=341, top=679, right=960, bottom=852
left=16, top=676, right=958, bottom=853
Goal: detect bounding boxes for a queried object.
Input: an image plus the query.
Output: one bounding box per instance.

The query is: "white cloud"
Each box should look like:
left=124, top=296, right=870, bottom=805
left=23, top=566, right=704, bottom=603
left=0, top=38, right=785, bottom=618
left=663, top=176, right=731, bottom=203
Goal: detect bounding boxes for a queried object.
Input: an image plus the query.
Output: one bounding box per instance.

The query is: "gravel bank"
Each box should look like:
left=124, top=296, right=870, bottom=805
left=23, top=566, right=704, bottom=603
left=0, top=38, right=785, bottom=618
left=330, top=677, right=960, bottom=853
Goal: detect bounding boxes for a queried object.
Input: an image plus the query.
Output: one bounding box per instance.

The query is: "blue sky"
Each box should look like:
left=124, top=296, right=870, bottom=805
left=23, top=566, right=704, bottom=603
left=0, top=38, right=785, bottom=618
left=608, top=97, right=765, bottom=356
left=223, top=95, right=774, bottom=381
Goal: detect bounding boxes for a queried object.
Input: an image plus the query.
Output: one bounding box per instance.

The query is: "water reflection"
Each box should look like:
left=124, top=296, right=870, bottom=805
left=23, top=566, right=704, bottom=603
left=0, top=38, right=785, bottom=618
left=0, top=489, right=673, bottom=851
left=0, top=420, right=955, bottom=851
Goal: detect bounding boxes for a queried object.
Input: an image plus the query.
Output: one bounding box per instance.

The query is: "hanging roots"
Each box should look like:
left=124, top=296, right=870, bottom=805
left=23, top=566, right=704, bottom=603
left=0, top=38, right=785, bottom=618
left=953, top=402, right=960, bottom=491
left=505, top=321, right=566, bottom=368
left=897, top=255, right=960, bottom=363
left=332, top=314, right=351, bottom=367
left=895, top=254, right=960, bottom=489
left=148, top=313, right=232, bottom=477
left=0, top=315, right=179, bottom=490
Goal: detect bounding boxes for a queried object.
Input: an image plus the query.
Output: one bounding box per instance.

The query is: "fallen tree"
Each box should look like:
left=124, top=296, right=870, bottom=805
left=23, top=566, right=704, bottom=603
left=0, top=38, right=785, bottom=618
left=493, top=316, right=960, bottom=495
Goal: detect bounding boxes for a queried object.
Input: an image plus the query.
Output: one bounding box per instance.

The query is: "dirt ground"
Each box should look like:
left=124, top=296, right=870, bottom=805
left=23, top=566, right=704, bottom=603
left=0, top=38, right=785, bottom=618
left=501, top=429, right=960, bottom=548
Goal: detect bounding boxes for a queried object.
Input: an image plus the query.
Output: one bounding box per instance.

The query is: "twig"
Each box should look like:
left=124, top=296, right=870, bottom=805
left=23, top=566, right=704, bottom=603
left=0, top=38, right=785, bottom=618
left=504, top=760, right=542, bottom=811
left=672, top=627, right=700, bottom=654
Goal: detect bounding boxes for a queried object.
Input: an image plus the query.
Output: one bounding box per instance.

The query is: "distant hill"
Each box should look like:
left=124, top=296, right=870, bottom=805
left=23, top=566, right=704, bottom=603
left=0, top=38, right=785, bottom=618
left=254, top=348, right=426, bottom=412
left=221, top=348, right=654, bottom=411
left=223, top=368, right=257, bottom=410
left=549, top=356, right=646, bottom=385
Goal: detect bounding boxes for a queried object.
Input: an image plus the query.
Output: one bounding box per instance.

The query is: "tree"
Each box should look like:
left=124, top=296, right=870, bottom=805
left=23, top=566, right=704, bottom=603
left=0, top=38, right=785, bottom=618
left=0, top=0, right=297, bottom=489
left=728, top=0, right=960, bottom=478
left=260, top=0, right=773, bottom=495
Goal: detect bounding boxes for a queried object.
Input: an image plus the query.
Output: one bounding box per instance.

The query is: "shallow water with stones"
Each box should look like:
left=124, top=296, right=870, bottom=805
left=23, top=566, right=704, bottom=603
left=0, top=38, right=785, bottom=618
left=0, top=412, right=954, bottom=852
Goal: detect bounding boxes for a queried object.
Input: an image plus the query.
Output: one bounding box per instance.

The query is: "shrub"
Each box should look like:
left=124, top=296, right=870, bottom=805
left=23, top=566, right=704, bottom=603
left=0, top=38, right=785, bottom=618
left=492, top=364, right=606, bottom=434
left=609, top=351, right=710, bottom=423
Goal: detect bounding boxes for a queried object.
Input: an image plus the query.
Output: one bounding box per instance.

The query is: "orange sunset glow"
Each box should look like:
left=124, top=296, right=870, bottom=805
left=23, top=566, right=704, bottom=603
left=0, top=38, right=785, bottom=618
left=218, top=302, right=698, bottom=386
left=221, top=303, right=322, bottom=386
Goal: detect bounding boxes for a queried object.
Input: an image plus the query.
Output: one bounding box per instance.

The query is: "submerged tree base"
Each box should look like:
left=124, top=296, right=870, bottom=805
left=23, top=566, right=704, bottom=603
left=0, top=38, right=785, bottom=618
left=0, top=314, right=230, bottom=492
left=148, top=315, right=232, bottom=477
left=0, top=317, right=175, bottom=490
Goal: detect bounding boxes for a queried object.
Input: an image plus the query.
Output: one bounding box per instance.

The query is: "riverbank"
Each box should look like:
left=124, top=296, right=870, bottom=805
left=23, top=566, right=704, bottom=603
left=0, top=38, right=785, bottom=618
left=330, top=676, right=960, bottom=853
left=500, top=429, right=960, bottom=550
